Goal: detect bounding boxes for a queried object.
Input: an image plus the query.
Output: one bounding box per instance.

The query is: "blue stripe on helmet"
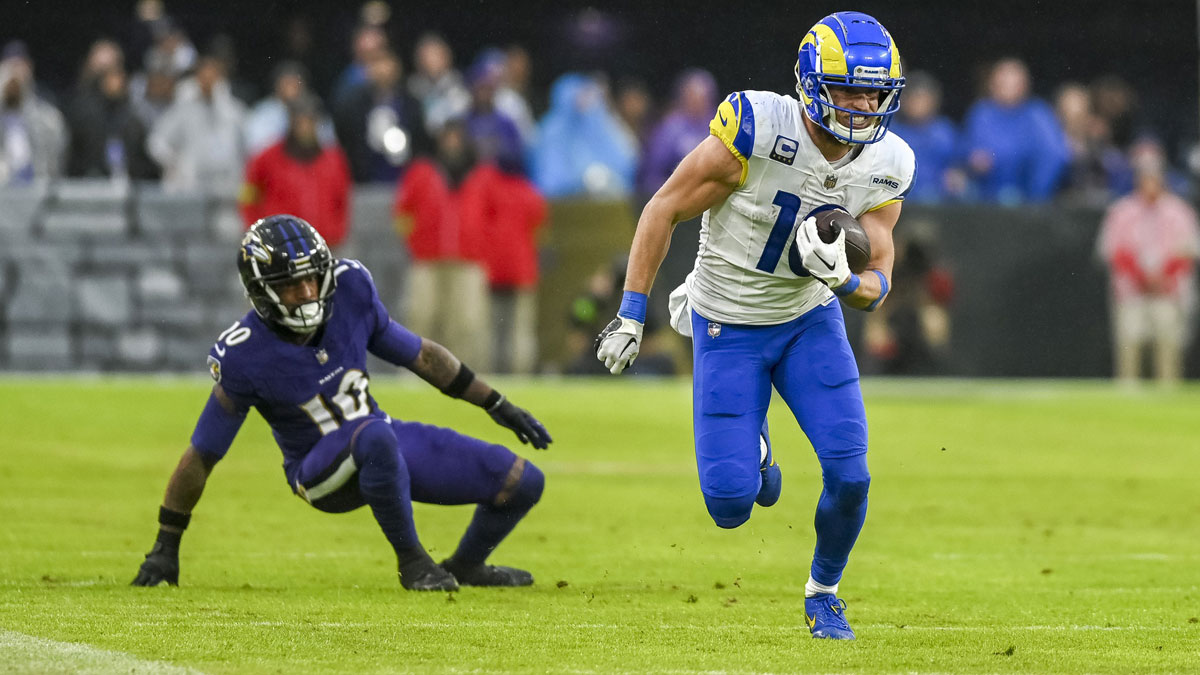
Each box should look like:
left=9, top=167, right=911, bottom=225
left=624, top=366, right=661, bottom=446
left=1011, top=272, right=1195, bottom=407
left=287, top=219, right=311, bottom=255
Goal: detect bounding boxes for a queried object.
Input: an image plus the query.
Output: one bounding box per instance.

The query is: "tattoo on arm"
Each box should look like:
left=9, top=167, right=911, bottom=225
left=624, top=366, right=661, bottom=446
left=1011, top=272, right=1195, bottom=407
left=409, top=338, right=496, bottom=407
left=409, top=338, right=462, bottom=390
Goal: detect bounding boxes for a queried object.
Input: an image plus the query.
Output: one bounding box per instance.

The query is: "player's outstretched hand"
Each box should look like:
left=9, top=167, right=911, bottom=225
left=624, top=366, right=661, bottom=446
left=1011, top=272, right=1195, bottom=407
left=796, top=216, right=851, bottom=289
left=488, top=397, right=553, bottom=450
left=131, top=541, right=180, bottom=587
left=594, top=316, right=643, bottom=375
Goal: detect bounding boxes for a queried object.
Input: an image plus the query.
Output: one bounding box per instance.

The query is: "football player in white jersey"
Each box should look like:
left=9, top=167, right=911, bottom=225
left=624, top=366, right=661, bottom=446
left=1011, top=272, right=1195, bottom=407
left=596, top=11, right=914, bottom=640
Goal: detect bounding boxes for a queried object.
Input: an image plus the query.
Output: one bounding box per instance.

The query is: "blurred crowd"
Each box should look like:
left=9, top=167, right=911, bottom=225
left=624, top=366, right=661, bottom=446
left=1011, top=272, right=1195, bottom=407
left=5, top=5, right=1193, bottom=207
left=1, top=1, right=1197, bottom=377
left=894, top=58, right=1193, bottom=207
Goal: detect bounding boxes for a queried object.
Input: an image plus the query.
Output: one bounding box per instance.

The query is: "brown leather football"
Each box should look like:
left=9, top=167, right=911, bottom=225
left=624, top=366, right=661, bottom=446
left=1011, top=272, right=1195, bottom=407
left=814, top=207, right=871, bottom=274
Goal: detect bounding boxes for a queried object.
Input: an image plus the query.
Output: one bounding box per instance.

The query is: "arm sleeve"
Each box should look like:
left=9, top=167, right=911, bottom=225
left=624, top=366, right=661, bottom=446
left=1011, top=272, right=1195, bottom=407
left=354, top=262, right=423, bottom=366
left=368, top=319, right=423, bottom=366
left=1110, top=249, right=1147, bottom=287
left=189, top=391, right=248, bottom=463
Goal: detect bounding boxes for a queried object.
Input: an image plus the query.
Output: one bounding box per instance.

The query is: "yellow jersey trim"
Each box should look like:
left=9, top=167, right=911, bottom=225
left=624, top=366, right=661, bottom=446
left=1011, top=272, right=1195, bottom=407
left=866, top=198, right=902, bottom=213
left=709, top=95, right=750, bottom=187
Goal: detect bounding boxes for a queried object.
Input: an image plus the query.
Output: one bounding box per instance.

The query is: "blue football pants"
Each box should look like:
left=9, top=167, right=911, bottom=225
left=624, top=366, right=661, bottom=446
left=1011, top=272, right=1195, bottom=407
left=691, top=301, right=869, bottom=585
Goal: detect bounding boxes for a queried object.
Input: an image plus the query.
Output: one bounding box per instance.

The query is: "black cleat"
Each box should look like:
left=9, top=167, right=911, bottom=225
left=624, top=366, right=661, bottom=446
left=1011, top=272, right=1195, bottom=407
left=441, top=558, right=534, bottom=587
left=399, top=563, right=460, bottom=591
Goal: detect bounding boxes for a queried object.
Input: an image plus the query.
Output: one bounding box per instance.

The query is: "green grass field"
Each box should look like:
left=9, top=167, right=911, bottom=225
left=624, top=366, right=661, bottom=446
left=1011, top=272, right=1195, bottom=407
left=1, top=376, right=1198, bottom=674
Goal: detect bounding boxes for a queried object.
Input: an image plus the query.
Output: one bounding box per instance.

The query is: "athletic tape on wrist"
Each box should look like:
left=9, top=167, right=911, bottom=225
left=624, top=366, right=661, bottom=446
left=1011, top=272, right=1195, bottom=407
left=865, top=270, right=890, bottom=311
left=617, top=291, right=647, bottom=323
left=441, top=362, right=475, bottom=398
left=484, top=391, right=504, bottom=412
left=158, top=505, right=190, bottom=530
left=833, top=273, right=861, bottom=297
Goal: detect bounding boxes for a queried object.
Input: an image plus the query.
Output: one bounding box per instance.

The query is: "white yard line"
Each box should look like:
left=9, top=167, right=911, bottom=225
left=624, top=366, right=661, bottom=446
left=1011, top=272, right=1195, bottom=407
left=0, top=629, right=204, bottom=675
left=119, top=618, right=1193, bottom=633
left=930, top=552, right=1191, bottom=561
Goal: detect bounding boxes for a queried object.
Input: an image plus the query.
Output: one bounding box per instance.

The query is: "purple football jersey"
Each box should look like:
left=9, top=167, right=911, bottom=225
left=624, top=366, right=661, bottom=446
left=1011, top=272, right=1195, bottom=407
left=191, top=260, right=421, bottom=466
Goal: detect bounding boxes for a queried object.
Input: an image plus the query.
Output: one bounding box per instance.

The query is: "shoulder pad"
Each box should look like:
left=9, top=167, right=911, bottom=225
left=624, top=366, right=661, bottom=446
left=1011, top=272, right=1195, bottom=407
left=710, top=92, right=759, bottom=186
left=710, top=92, right=756, bottom=162
left=332, top=258, right=385, bottom=315
left=334, top=258, right=370, bottom=279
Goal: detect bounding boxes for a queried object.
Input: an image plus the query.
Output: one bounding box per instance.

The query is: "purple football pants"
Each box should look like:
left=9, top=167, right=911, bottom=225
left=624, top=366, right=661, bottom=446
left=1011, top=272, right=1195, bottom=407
left=287, top=417, right=520, bottom=513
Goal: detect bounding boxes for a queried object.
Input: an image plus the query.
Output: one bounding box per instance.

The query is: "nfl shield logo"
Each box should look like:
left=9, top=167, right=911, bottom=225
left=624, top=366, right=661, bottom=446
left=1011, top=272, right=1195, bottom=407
left=824, top=174, right=838, bottom=189
left=206, top=355, right=222, bottom=383
left=707, top=322, right=722, bottom=338
left=315, top=349, right=329, bottom=365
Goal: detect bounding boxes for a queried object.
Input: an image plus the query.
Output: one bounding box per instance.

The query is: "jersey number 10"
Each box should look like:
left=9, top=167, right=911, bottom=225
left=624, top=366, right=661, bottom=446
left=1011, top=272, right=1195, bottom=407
left=755, top=190, right=810, bottom=278
left=300, top=370, right=372, bottom=435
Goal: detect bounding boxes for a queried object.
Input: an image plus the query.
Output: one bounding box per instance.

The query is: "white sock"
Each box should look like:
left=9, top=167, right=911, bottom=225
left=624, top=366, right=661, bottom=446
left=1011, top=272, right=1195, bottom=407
left=805, top=576, right=838, bottom=598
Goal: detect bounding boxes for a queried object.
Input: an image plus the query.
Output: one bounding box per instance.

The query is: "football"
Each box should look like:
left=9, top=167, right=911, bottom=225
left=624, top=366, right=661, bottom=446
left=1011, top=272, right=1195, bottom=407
left=813, top=207, right=872, bottom=274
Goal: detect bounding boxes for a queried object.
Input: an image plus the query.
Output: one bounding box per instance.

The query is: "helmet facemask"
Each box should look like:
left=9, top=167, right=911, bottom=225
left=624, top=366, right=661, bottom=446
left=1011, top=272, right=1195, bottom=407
left=253, top=267, right=336, bottom=334
left=796, top=68, right=904, bottom=145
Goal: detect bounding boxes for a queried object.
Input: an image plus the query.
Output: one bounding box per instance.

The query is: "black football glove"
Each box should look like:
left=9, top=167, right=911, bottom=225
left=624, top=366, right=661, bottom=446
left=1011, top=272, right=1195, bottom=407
left=132, top=541, right=180, bottom=587
left=487, top=396, right=553, bottom=450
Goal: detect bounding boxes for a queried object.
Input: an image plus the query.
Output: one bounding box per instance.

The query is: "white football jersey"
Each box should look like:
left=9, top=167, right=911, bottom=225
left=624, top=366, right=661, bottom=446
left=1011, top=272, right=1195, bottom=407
left=673, top=90, right=915, bottom=330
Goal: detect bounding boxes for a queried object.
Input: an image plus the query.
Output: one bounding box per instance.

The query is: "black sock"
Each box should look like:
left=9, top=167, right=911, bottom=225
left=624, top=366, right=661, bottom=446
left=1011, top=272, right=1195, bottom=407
left=353, top=422, right=425, bottom=562
left=450, top=463, right=544, bottom=568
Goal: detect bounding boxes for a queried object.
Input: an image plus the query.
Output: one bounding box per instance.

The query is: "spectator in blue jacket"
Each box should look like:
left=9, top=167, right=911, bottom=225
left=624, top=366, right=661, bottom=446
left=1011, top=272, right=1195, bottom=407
left=888, top=71, right=964, bottom=204
left=530, top=73, right=637, bottom=198
left=961, top=58, right=1069, bottom=204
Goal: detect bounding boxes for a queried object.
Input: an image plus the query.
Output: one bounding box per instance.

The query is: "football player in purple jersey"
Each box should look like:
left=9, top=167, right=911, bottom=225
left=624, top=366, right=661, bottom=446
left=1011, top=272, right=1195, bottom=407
left=132, top=215, right=552, bottom=591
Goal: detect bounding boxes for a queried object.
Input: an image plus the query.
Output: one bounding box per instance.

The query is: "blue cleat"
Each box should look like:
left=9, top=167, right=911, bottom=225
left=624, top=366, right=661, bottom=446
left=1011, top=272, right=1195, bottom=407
left=756, top=420, right=782, bottom=507
left=804, top=594, right=855, bottom=639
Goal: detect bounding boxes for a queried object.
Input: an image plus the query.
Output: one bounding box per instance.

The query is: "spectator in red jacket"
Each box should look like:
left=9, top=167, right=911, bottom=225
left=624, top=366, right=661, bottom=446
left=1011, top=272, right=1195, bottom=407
left=1097, top=142, right=1200, bottom=384
left=463, top=162, right=547, bottom=374
left=394, top=120, right=490, bottom=368
left=240, top=94, right=351, bottom=247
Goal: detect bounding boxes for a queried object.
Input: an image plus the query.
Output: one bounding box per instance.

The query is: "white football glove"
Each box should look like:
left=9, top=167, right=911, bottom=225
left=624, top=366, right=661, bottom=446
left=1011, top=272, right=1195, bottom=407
left=594, top=316, right=643, bottom=375
left=795, top=216, right=851, bottom=289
